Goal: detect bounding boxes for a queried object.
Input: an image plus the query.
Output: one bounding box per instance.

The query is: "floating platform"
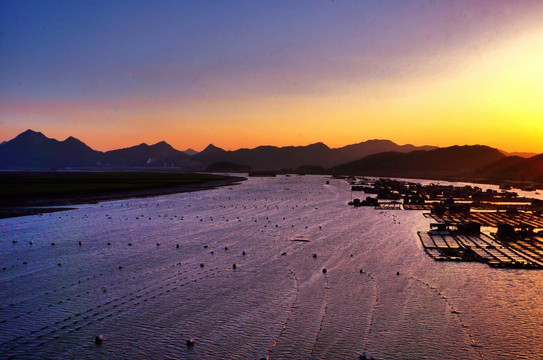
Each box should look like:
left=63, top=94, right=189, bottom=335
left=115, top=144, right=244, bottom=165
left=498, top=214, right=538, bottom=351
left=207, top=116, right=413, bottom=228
left=376, top=202, right=402, bottom=210
left=417, top=231, right=543, bottom=269
left=403, top=204, right=434, bottom=211
left=425, top=211, right=543, bottom=228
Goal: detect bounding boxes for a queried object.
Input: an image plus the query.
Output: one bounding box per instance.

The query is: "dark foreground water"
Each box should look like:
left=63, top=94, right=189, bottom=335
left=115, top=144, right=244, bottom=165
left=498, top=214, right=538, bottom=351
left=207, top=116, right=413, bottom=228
left=1, top=175, right=542, bottom=359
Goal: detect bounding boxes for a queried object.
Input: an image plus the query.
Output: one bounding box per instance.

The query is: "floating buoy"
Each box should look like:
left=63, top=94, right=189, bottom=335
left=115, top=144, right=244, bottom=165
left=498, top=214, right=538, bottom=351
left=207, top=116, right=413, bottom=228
left=200, top=263, right=204, bottom=268
left=186, top=338, right=195, bottom=346
left=95, top=334, right=104, bottom=344
left=322, top=268, right=327, bottom=274
left=242, top=251, right=246, bottom=256
left=313, top=254, right=317, bottom=259
left=396, top=271, right=400, bottom=276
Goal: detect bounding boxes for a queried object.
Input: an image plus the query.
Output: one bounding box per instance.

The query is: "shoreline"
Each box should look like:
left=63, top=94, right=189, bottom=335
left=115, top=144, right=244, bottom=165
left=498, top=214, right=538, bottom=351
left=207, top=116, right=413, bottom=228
left=0, top=174, right=246, bottom=219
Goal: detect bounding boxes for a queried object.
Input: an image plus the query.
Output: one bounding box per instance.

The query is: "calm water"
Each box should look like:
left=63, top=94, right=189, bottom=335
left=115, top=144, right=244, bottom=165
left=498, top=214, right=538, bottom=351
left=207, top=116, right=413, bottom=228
left=1, top=175, right=542, bottom=359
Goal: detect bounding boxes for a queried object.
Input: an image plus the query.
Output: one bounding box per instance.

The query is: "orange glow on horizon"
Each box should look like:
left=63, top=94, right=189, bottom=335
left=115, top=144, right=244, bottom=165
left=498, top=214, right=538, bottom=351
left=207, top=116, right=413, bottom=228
left=1, top=25, right=542, bottom=154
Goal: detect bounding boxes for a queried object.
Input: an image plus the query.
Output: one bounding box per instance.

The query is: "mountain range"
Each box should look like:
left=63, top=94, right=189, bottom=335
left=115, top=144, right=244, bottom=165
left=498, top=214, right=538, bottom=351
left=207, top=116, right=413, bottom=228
left=0, top=130, right=436, bottom=170
left=1, top=130, right=541, bottom=183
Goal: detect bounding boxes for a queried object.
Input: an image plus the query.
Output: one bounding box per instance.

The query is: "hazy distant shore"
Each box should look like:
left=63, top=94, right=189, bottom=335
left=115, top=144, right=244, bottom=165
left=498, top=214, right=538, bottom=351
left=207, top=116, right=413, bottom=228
left=0, top=171, right=246, bottom=218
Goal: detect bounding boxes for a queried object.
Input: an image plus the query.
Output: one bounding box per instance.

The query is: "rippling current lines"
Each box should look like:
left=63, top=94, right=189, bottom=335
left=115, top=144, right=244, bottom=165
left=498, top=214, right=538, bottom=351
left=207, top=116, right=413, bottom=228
left=1, top=175, right=542, bottom=359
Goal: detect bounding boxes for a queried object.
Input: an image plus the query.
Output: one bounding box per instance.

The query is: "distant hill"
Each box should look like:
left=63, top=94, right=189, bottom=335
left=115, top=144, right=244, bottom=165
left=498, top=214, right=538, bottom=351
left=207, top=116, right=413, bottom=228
left=183, top=148, right=199, bottom=156
left=329, top=140, right=437, bottom=167
left=0, top=130, right=102, bottom=169
left=205, top=161, right=251, bottom=173
left=499, top=150, right=537, bottom=158
left=477, top=154, right=543, bottom=182
left=191, top=140, right=436, bottom=170
left=332, top=145, right=506, bottom=178
left=103, top=141, right=190, bottom=167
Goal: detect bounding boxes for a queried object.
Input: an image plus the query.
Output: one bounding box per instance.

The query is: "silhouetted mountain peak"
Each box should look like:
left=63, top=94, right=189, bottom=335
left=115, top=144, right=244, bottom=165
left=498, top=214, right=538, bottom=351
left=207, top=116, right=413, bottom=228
left=20, top=129, right=45, bottom=137
left=151, top=141, right=174, bottom=150
left=13, top=129, right=49, bottom=144
left=63, top=136, right=86, bottom=145
left=366, top=139, right=395, bottom=145
left=61, top=136, right=98, bottom=152
left=204, top=144, right=222, bottom=150
left=0, top=130, right=101, bottom=169
left=201, top=144, right=226, bottom=154
left=307, top=142, right=330, bottom=150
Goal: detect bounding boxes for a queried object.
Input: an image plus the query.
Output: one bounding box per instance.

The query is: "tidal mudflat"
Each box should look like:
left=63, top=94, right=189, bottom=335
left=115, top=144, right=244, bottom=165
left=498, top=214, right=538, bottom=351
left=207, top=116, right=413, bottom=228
left=1, top=175, right=542, bottom=359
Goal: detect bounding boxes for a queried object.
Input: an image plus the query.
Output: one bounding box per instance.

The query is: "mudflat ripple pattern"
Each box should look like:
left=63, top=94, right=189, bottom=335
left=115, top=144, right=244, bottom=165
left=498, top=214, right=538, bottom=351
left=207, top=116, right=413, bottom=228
left=1, top=175, right=542, bottom=359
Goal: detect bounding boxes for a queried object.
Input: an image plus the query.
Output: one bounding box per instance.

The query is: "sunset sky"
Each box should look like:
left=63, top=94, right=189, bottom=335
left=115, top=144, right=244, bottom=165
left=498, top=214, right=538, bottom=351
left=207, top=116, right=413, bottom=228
left=1, top=0, right=542, bottom=153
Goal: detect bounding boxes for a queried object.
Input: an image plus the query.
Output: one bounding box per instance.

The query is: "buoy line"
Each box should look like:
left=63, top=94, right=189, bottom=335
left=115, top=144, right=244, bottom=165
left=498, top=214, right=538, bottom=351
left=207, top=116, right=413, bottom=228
left=2, top=208, right=253, bottom=330
left=264, top=269, right=299, bottom=359
left=358, top=269, right=379, bottom=358
left=2, top=224, right=246, bottom=312
left=408, top=275, right=485, bottom=360
left=309, top=271, right=330, bottom=359
left=1, top=266, right=225, bottom=354
left=0, top=257, right=196, bottom=321
left=3, top=267, right=226, bottom=355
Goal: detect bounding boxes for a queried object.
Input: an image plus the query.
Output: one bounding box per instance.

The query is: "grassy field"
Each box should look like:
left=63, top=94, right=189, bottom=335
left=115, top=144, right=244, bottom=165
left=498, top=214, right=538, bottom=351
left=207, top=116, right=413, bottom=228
left=0, top=171, right=239, bottom=208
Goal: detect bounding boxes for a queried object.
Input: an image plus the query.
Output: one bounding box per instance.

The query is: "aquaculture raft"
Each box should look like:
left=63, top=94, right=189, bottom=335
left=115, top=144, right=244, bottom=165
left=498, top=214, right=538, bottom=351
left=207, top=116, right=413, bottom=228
left=425, top=211, right=543, bottom=228
left=418, top=230, right=543, bottom=269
